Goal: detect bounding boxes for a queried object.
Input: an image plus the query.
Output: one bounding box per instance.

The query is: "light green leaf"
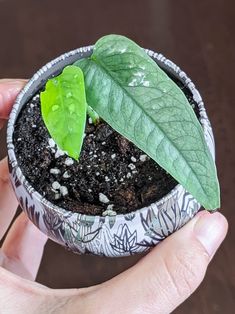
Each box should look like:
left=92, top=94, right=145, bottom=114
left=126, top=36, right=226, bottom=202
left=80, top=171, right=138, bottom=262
left=40, top=65, right=87, bottom=160
left=75, top=34, right=220, bottom=209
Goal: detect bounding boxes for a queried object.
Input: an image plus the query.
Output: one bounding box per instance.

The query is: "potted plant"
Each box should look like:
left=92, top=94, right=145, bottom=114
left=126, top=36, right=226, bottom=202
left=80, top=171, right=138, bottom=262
left=7, top=35, right=219, bottom=257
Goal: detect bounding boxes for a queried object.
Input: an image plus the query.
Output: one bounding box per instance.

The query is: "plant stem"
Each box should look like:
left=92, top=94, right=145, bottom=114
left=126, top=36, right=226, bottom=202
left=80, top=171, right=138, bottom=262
left=87, top=104, right=100, bottom=124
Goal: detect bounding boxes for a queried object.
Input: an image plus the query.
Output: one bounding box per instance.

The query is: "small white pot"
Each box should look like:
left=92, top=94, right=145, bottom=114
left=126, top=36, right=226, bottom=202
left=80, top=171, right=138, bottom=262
left=7, top=46, right=215, bottom=257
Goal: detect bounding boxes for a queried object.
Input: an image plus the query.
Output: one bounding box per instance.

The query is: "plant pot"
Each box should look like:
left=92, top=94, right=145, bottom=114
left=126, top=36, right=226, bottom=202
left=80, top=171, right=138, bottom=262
left=7, top=46, right=215, bottom=257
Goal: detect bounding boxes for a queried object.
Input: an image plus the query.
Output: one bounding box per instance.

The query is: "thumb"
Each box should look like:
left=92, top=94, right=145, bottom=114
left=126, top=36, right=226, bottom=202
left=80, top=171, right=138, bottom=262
left=89, top=211, right=228, bottom=314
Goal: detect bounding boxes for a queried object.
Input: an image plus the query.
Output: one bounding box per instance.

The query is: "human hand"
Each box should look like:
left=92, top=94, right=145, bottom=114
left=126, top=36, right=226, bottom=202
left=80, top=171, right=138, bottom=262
left=0, top=79, right=228, bottom=314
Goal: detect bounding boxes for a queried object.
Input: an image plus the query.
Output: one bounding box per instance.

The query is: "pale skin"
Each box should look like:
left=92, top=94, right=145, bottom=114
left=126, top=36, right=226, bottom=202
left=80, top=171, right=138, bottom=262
left=0, top=79, right=228, bottom=313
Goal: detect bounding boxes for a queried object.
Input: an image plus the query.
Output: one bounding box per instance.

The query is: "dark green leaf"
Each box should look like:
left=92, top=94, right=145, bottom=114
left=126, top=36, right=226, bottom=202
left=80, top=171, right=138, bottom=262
left=40, top=65, right=87, bottom=160
left=75, top=34, right=220, bottom=209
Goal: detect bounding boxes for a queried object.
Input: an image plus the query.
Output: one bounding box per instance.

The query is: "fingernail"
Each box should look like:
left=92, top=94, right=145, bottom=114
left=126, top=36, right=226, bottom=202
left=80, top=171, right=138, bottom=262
left=0, top=80, right=26, bottom=97
left=0, top=80, right=26, bottom=95
left=0, top=80, right=26, bottom=119
left=194, top=212, right=228, bottom=257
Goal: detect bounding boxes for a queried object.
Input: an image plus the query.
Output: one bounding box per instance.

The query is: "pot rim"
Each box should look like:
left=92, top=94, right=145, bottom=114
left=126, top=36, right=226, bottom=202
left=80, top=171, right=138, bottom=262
left=7, top=45, right=214, bottom=221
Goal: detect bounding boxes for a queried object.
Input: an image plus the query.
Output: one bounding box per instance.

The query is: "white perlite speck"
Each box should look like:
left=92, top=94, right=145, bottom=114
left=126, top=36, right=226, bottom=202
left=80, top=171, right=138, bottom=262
left=33, top=95, right=39, bottom=101
left=52, top=181, right=61, bottom=190
left=96, top=172, right=100, bottom=176
left=60, top=186, right=68, bottom=196
left=107, top=204, right=114, bottom=210
left=99, top=193, right=110, bottom=204
left=126, top=172, right=132, bottom=178
left=102, top=208, right=117, bottom=217
left=55, top=148, right=65, bottom=158
left=88, top=117, right=93, bottom=124
left=111, top=154, right=116, bottom=159
left=50, top=168, right=61, bottom=175
left=105, top=176, right=110, bottom=182
left=65, top=157, right=74, bottom=166
left=131, top=156, right=137, bottom=163
left=128, top=163, right=136, bottom=170
left=140, top=154, right=147, bottom=162
left=63, top=171, right=71, bottom=178
left=48, top=138, right=56, bottom=148
left=54, top=194, right=61, bottom=200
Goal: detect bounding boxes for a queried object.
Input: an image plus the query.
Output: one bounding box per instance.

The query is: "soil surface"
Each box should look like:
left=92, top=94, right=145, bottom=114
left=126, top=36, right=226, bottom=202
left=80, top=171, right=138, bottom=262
left=13, top=74, right=199, bottom=216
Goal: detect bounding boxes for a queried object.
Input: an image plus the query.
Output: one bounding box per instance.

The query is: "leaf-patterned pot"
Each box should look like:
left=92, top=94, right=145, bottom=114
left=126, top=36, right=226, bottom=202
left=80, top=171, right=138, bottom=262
left=7, top=46, right=215, bottom=257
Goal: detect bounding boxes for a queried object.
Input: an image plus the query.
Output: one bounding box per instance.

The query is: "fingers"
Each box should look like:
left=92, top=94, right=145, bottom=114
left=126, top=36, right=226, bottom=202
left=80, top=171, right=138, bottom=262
left=0, top=158, right=18, bottom=240
left=0, top=79, right=26, bottom=120
left=88, top=211, right=228, bottom=314
left=0, top=78, right=27, bottom=236
left=1, top=212, right=47, bottom=281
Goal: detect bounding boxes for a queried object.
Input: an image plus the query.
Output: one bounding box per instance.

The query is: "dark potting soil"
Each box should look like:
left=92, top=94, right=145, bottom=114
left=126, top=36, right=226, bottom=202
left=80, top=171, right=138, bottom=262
left=13, top=75, right=199, bottom=216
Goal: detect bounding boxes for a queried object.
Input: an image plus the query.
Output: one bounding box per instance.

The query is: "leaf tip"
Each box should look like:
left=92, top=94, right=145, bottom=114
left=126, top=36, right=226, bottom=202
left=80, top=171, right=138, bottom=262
left=203, top=188, right=221, bottom=211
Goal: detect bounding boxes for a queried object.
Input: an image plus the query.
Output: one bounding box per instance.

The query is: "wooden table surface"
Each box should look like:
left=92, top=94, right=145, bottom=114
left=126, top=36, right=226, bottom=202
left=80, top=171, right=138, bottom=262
left=0, top=0, right=234, bottom=312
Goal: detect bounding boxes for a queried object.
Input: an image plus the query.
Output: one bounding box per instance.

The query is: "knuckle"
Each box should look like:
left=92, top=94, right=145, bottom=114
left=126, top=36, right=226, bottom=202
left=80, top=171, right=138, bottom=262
left=164, top=245, right=209, bottom=298
left=135, top=244, right=210, bottom=313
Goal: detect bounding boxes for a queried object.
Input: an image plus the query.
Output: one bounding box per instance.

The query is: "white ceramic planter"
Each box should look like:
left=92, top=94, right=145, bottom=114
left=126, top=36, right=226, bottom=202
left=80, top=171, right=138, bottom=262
left=7, top=46, right=215, bottom=257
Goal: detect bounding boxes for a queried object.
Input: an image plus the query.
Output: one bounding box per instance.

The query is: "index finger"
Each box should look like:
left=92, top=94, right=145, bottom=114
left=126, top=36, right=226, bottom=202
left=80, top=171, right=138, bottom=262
left=0, top=79, right=27, bottom=120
